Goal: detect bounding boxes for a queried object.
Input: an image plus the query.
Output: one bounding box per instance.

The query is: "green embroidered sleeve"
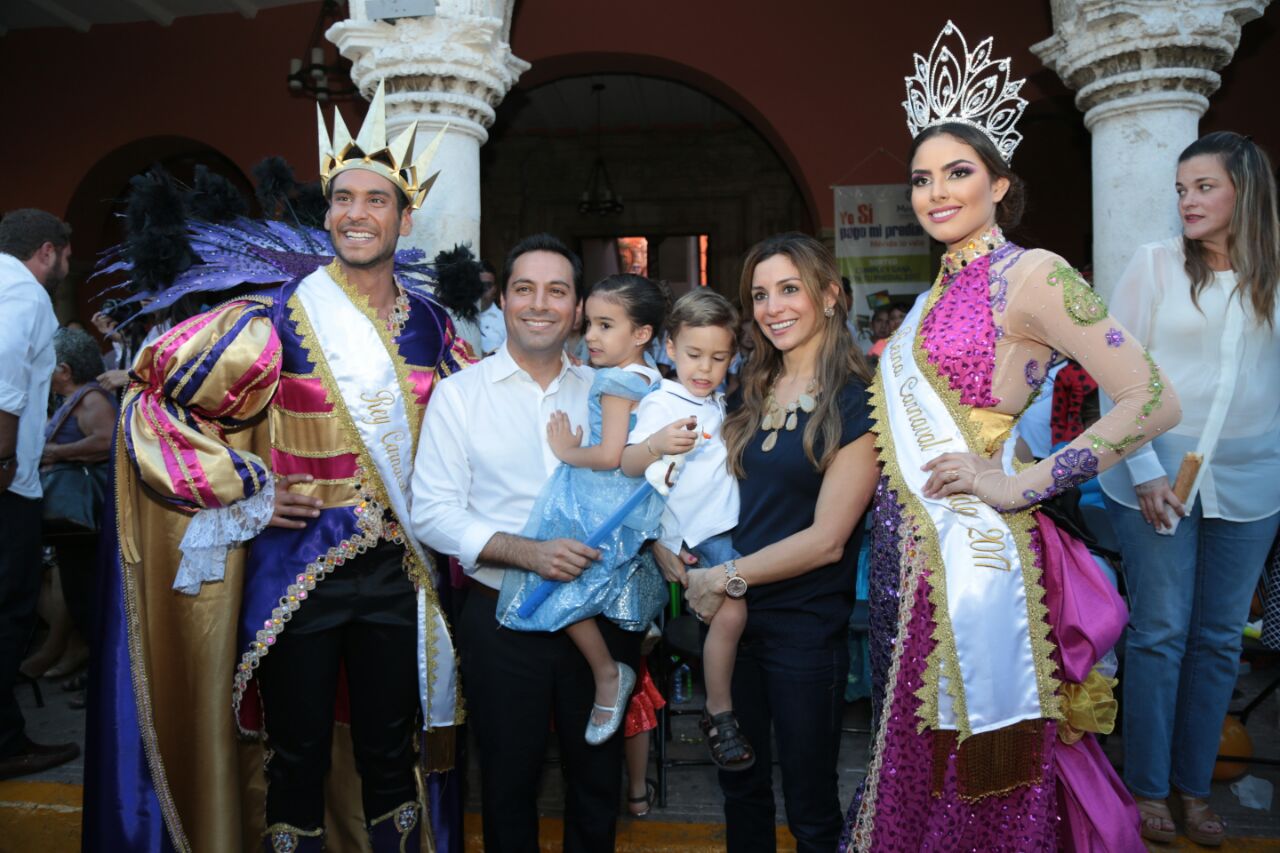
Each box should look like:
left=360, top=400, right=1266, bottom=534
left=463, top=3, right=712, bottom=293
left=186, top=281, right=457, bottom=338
left=1046, top=261, right=1108, bottom=326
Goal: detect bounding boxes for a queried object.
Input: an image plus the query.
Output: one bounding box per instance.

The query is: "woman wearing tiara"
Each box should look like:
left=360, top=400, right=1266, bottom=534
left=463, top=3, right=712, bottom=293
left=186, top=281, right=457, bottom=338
left=844, top=22, right=1179, bottom=852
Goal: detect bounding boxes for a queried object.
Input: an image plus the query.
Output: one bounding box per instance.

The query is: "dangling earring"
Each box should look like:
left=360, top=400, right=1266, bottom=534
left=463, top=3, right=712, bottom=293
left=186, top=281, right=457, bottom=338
left=823, top=306, right=835, bottom=318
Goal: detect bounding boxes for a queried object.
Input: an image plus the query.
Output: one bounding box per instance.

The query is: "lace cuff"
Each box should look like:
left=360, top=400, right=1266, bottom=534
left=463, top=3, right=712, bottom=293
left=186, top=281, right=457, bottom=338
left=173, top=481, right=276, bottom=595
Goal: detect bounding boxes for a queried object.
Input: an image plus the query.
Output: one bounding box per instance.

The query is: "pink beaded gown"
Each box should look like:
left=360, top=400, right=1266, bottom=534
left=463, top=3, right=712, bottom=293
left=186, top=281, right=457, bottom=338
left=842, top=228, right=1179, bottom=852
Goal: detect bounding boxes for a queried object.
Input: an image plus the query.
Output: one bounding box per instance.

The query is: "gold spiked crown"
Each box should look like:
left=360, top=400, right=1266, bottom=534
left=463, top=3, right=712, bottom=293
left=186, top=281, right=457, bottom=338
left=317, top=81, right=445, bottom=211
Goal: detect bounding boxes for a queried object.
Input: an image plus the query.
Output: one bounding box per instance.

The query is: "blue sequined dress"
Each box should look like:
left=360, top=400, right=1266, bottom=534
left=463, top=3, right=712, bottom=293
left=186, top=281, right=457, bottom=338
left=497, top=364, right=667, bottom=633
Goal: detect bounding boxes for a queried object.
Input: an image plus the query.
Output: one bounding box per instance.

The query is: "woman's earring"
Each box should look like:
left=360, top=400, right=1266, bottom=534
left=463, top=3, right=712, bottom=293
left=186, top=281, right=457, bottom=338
left=823, top=306, right=835, bottom=318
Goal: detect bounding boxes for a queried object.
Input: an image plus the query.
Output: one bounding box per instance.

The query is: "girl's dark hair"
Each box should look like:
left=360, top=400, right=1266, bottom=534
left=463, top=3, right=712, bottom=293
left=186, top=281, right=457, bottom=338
left=909, top=122, right=1026, bottom=231
left=1178, top=131, right=1279, bottom=328
left=589, top=274, right=671, bottom=340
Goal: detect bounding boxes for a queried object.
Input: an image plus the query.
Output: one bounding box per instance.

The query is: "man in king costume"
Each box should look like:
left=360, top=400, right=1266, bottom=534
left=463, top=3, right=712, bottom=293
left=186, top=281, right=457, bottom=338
left=84, top=84, right=472, bottom=852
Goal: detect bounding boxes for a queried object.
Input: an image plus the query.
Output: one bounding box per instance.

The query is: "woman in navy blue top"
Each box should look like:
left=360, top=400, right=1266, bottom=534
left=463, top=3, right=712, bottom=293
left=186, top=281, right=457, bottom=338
left=661, top=233, right=879, bottom=852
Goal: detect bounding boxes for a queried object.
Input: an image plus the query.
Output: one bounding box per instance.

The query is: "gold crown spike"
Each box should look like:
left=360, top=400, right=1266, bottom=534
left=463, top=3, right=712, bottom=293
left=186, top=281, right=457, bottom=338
left=315, top=80, right=447, bottom=211
left=903, top=20, right=1028, bottom=162
left=354, top=82, right=387, bottom=156
left=406, top=124, right=446, bottom=210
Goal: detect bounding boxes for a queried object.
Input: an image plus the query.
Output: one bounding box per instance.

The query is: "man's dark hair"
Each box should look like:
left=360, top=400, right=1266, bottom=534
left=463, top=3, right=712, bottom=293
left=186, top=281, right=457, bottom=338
left=502, top=233, right=584, bottom=302
left=480, top=259, right=496, bottom=276
left=392, top=186, right=410, bottom=215
left=0, top=209, right=72, bottom=261
left=324, top=170, right=411, bottom=215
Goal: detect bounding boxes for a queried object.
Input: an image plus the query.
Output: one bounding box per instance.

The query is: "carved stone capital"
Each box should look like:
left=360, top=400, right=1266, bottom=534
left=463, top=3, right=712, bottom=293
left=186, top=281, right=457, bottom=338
left=328, top=0, right=528, bottom=144
left=1032, top=0, right=1269, bottom=119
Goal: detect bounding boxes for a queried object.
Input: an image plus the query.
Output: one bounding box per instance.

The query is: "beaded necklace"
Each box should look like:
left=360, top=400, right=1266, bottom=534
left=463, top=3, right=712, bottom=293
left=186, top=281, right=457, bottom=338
left=759, top=378, right=819, bottom=452
left=941, top=224, right=1007, bottom=276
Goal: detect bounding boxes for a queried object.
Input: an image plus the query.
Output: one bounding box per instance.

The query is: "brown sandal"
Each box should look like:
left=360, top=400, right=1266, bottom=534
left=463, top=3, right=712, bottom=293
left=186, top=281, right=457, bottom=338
left=1135, top=796, right=1176, bottom=845
left=1180, top=795, right=1225, bottom=847
left=700, top=709, right=755, bottom=771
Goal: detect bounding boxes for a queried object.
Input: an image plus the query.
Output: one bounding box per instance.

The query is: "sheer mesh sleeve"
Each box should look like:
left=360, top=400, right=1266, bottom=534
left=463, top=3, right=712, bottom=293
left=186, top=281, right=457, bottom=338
left=973, top=251, right=1181, bottom=510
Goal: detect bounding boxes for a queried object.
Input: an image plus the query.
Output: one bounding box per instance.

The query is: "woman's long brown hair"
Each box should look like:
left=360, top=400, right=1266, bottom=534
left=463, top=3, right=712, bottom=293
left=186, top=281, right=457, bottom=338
left=1179, top=131, right=1280, bottom=328
left=723, top=233, right=873, bottom=477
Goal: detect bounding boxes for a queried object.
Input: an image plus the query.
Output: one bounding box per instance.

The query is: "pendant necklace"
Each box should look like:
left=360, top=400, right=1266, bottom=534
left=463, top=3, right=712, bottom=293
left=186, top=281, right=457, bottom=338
left=760, top=378, right=818, bottom=452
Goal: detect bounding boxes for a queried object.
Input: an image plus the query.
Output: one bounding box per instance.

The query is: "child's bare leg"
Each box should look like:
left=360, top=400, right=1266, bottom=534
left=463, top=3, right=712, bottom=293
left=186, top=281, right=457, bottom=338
left=703, top=597, right=747, bottom=717
left=625, top=728, right=653, bottom=812
left=700, top=597, right=754, bottom=769
left=565, top=618, right=620, bottom=725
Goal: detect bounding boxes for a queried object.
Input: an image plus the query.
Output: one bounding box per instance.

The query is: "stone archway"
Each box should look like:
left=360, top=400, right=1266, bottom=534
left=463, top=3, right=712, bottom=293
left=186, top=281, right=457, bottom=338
left=62, top=136, right=253, bottom=325
left=480, top=67, right=815, bottom=295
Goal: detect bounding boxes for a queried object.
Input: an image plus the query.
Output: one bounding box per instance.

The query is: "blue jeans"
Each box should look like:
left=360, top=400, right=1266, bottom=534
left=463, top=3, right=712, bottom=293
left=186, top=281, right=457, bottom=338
left=690, top=531, right=739, bottom=567
left=1107, top=497, right=1280, bottom=798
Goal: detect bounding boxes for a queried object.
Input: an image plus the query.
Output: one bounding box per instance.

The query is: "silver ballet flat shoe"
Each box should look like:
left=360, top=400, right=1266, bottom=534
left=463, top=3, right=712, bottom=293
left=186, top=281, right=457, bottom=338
left=585, top=661, right=636, bottom=745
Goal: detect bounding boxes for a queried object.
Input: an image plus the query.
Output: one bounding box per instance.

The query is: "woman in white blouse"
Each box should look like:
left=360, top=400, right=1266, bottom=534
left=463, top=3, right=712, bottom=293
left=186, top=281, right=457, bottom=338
left=1101, top=131, right=1280, bottom=846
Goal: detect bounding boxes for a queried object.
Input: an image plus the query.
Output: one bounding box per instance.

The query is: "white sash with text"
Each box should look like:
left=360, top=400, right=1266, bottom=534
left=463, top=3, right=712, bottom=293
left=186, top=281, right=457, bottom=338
left=879, top=296, right=1044, bottom=734
left=297, top=268, right=458, bottom=730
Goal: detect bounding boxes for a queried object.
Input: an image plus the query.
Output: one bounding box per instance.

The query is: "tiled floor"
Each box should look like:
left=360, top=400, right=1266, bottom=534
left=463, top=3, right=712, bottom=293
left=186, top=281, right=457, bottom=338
left=15, top=656, right=1280, bottom=846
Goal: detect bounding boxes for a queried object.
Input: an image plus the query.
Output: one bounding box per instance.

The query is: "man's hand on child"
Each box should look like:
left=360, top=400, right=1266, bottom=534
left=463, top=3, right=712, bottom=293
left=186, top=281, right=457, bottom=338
left=530, top=538, right=600, bottom=581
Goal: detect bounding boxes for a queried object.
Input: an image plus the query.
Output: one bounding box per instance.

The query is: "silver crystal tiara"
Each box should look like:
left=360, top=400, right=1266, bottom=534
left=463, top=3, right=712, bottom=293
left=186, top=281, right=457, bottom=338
left=903, top=20, right=1028, bottom=162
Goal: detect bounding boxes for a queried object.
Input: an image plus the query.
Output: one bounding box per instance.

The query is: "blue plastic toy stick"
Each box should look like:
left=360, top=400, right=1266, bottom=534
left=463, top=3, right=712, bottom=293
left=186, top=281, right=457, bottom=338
left=515, top=481, right=655, bottom=619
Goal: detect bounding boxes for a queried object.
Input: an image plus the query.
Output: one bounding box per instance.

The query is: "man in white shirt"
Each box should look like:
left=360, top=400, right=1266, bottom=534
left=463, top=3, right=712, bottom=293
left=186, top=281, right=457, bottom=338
left=412, top=233, right=641, bottom=852
left=0, top=209, right=81, bottom=779
left=476, top=260, right=506, bottom=355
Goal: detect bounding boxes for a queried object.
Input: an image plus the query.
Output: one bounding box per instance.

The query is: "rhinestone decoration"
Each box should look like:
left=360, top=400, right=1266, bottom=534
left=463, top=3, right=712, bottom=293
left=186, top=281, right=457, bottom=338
left=396, top=803, right=419, bottom=832
left=1045, top=262, right=1108, bottom=326
left=271, top=831, right=298, bottom=853
left=902, top=21, right=1029, bottom=162
left=922, top=239, right=1022, bottom=408
left=387, top=289, right=411, bottom=338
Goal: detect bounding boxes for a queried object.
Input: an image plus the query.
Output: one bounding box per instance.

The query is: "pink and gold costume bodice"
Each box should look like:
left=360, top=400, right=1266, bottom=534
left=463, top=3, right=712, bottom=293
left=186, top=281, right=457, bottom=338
left=917, top=227, right=1180, bottom=509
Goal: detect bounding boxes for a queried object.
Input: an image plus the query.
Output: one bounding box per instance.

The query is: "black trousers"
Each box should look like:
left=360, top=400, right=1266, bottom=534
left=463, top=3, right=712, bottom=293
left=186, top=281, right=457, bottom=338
left=720, top=636, right=848, bottom=853
left=256, top=541, right=419, bottom=829
left=51, top=532, right=97, bottom=639
left=0, top=492, right=43, bottom=757
left=458, top=588, right=640, bottom=853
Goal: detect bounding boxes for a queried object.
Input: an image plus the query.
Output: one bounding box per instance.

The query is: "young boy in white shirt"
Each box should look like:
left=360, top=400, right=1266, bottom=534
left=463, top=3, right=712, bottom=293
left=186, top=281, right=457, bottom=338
left=621, top=288, right=754, bottom=771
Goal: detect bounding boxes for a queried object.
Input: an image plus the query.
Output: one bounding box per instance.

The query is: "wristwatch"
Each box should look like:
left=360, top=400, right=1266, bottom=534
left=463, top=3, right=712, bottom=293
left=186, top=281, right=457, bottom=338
left=723, top=559, right=748, bottom=599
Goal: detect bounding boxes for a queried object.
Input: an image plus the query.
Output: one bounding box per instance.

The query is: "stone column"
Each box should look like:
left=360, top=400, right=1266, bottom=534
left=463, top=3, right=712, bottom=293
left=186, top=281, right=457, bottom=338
left=328, top=0, right=529, bottom=259
left=1031, top=0, right=1269, bottom=299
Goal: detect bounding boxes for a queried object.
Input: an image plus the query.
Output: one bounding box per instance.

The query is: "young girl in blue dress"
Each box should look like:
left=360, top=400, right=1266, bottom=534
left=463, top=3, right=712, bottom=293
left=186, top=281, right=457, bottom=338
left=498, top=273, right=670, bottom=744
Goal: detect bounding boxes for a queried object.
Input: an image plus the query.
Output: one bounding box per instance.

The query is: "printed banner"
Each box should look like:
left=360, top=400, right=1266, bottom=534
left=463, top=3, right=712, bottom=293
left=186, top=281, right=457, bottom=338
left=835, top=184, right=933, bottom=350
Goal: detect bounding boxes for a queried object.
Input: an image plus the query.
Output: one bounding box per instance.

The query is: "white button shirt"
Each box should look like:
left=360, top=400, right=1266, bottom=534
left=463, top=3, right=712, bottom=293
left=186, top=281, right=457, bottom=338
left=1100, top=238, right=1280, bottom=521
left=628, top=379, right=739, bottom=554
left=478, top=303, right=506, bottom=355
left=411, top=343, right=593, bottom=590
left=0, top=253, right=57, bottom=499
